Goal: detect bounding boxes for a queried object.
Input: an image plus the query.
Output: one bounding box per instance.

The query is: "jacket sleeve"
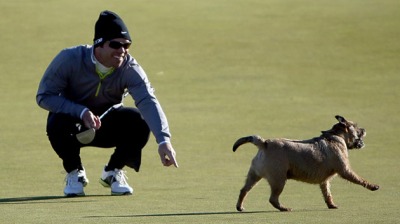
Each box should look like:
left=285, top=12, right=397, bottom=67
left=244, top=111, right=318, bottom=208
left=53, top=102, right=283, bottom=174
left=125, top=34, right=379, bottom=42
left=125, top=63, right=171, bottom=144
left=36, top=49, right=87, bottom=118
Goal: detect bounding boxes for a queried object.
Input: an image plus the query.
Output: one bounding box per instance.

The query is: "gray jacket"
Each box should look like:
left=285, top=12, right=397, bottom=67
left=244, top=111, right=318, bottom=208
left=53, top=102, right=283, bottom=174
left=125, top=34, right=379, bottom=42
left=36, top=45, right=171, bottom=143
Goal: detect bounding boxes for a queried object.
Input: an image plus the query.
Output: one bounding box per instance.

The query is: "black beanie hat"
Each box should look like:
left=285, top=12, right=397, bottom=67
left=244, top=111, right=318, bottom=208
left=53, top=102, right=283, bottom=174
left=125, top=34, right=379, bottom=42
left=93, top=10, right=131, bottom=47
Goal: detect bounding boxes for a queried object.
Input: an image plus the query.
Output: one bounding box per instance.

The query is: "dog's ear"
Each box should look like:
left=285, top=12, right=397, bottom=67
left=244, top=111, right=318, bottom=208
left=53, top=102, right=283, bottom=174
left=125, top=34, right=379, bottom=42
left=359, top=128, right=366, bottom=138
left=335, top=115, right=347, bottom=124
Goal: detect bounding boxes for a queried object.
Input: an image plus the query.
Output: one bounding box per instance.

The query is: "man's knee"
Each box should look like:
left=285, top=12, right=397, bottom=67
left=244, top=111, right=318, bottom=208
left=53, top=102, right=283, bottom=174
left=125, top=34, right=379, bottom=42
left=46, top=113, right=80, bottom=135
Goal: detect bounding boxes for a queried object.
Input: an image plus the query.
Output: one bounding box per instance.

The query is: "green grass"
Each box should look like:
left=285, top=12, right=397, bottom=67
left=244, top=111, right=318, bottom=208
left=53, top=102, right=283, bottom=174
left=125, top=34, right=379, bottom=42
left=0, top=0, right=399, bottom=223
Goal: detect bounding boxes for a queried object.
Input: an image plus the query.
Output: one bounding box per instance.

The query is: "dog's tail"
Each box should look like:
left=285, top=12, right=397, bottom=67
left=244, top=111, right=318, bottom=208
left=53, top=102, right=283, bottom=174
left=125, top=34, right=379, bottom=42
left=233, top=135, right=265, bottom=152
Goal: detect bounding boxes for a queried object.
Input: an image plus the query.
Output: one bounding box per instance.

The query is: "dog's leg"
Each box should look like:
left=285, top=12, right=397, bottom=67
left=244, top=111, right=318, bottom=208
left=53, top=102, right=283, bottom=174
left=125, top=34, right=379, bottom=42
left=268, top=178, right=291, bottom=212
left=320, top=180, right=338, bottom=209
left=338, top=168, right=379, bottom=191
left=236, top=168, right=262, bottom=212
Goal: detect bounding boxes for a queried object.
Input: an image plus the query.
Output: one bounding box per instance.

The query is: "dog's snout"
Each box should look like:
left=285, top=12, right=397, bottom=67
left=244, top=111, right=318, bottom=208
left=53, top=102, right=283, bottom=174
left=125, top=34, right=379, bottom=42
left=354, top=139, right=365, bottom=149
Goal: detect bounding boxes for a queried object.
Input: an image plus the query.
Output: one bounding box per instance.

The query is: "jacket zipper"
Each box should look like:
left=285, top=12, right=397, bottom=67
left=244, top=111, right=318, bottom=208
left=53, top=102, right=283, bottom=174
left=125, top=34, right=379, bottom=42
left=95, top=68, right=114, bottom=97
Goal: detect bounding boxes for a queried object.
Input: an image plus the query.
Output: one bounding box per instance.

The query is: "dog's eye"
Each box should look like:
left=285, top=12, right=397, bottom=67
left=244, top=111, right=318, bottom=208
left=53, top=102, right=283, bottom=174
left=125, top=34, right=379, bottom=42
left=357, top=128, right=366, bottom=138
left=348, top=126, right=359, bottom=139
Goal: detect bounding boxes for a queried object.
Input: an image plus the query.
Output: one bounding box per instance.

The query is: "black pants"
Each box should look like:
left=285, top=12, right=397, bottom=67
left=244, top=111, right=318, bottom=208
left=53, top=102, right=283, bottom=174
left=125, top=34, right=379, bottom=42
left=46, top=107, right=150, bottom=173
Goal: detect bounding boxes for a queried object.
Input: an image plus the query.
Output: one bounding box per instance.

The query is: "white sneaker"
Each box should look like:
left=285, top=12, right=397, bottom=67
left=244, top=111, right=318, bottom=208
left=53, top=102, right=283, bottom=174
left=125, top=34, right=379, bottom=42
left=64, top=169, right=89, bottom=197
left=99, top=166, right=133, bottom=195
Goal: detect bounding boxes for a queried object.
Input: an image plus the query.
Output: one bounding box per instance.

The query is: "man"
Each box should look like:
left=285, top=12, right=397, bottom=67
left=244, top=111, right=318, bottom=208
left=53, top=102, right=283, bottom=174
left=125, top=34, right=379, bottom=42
left=36, top=10, right=178, bottom=197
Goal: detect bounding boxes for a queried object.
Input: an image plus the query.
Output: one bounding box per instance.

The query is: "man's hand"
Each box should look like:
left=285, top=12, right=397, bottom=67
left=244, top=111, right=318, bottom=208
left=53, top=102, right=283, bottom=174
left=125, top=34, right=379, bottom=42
left=82, top=110, right=101, bottom=130
left=158, top=142, right=178, bottom=168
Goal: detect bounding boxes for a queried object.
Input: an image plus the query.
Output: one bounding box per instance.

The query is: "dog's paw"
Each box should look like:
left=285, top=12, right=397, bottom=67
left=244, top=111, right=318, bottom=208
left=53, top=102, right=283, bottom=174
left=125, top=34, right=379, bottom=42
left=328, top=204, right=338, bottom=209
left=370, top=184, right=379, bottom=191
left=279, top=207, right=292, bottom=212
left=236, top=206, right=245, bottom=212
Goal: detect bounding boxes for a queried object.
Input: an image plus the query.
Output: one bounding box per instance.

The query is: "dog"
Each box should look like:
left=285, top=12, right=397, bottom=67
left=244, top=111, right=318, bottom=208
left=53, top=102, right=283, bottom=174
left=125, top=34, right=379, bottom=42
left=233, top=115, right=379, bottom=212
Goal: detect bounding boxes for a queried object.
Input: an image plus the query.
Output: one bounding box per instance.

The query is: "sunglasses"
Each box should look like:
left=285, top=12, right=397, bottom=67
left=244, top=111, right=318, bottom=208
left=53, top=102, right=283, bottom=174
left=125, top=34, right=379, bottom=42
left=108, top=41, right=131, bottom=50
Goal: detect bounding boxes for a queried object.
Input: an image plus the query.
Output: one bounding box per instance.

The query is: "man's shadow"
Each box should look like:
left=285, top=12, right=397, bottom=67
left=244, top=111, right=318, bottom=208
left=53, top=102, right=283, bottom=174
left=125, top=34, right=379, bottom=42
left=0, top=195, right=108, bottom=204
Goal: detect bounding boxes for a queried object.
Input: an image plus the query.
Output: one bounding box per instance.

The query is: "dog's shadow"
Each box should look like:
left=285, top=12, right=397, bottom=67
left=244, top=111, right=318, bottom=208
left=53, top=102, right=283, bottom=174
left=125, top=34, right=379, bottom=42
left=1, top=196, right=330, bottom=217
left=1, top=196, right=272, bottom=217
left=84, top=210, right=272, bottom=219
left=84, top=208, right=331, bottom=219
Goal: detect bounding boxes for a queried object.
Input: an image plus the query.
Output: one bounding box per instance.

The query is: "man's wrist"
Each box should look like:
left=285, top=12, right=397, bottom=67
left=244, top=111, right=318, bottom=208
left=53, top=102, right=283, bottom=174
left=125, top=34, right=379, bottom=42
left=158, top=140, right=170, bottom=146
left=80, top=108, right=89, bottom=120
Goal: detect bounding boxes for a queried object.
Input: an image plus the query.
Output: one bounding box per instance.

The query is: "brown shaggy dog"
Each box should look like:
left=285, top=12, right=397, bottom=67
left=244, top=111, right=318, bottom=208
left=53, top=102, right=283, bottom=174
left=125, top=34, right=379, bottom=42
left=233, top=115, right=379, bottom=212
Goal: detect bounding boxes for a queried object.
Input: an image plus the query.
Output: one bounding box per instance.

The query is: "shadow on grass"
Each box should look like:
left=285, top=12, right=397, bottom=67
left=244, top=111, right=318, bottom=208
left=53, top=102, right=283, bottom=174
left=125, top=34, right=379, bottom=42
left=85, top=210, right=271, bottom=218
left=0, top=194, right=109, bottom=204
left=136, top=210, right=271, bottom=217
left=83, top=208, right=332, bottom=219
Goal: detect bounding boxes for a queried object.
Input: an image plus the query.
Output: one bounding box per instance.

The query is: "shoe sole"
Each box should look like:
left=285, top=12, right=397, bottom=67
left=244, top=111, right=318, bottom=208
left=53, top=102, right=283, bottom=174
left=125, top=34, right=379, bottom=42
left=64, top=192, right=85, bottom=197
left=111, top=191, right=133, bottom=196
